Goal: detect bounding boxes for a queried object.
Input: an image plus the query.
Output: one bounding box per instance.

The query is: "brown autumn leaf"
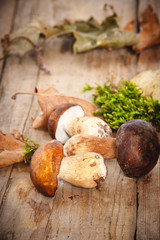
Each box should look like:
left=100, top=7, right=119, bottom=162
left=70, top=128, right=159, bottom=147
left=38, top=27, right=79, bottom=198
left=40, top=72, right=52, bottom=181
left=133, top=5, right=160, bottom=53
left=31, top=87, right=97, bottom=128
left=124, top=20, right=135, bottom=31
left=0, top=130, right=25, bottom=168
left=1, top=13, right=138, bottom=57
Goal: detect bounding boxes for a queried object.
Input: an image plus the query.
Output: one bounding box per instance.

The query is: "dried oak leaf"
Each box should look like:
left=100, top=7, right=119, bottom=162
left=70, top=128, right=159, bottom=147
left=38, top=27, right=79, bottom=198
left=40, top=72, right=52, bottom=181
left=1, top=14, right=139, bottom=58
left=58, top=15, right=139, bottom=53
left=0, top=130, right=25, bottom=168
left=124, top=20, right=135, bottom=31
left=133, top=5, right=160, bottom=53
left=31, top=87, right=97, bottom=128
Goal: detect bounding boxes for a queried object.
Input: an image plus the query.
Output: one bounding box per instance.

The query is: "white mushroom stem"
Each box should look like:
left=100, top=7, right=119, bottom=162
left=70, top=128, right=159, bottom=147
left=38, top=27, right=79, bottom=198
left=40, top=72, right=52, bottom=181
left=63, top=116, right=112, bottom=138
left=58, top=152, right=107, bottom=188
left=63, top=134, right=116, bottom=159
left=48, top=103, right=84, bottom=144
left=56, top=105, right=85, bottom=144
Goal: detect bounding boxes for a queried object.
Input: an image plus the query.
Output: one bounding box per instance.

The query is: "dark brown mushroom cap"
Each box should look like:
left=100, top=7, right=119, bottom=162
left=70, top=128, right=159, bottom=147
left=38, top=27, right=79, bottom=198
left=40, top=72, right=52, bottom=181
left=30, top=140, right=63, bottom=197
left=48, top=103, right=79, bottom=139
left=116, top=119, right=159, bottom=178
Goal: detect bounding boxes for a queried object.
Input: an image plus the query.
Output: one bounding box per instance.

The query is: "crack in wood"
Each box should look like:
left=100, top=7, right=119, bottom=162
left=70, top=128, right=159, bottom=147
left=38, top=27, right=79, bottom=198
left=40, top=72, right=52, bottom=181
left=0, top=0, right=18, bottom=83
left=135, top=0, right=141, bottom=65
left=136, top=0, right=140, bottom=33
left=134, top=178, right=139, bottom=240
left=0, top=166, right=13, bottom=215
left=108, top=168, right=121, bottom=239
left=43, top=199, right=56, bottom=240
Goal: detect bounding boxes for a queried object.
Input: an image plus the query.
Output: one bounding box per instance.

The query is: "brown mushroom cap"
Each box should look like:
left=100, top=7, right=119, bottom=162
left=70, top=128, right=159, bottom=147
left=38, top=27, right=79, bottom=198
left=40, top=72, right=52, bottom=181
left=30, top=140, right=63, bottom=197
left=63, top=116, right=112, bottom=138
left=116, top=119, right=159, bottom=178
left=48, top=103, right=84, bottom=143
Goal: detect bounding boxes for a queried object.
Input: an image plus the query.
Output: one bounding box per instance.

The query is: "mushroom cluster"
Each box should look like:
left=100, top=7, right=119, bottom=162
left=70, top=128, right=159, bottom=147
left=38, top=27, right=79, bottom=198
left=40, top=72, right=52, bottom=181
left=30, top=103, right=160, bottom=197
left=30, top=103, right=113, bottom=197
left=48, top=103, right=112, bottom=144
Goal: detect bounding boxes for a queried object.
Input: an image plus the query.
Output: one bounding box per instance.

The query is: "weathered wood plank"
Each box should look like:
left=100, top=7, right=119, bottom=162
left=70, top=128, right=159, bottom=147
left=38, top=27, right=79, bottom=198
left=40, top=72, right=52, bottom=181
left=1, top=0, right=160, bottom=239
left=0, top=0, right=40, bottom=208
left=0, top=0, right=17, bottom=75
left=0, top=0, right=16, bottom=40
left=137, top=160, right=160, bottom=240
left=0, top=163, right=54, bottom=240
left=136, top=0, right=160, bottom=239
left=23, top=1, right=137, bottom=240
left=44, top=160, right=136, bottom=240
left=0, top=1, right=138, bottom=239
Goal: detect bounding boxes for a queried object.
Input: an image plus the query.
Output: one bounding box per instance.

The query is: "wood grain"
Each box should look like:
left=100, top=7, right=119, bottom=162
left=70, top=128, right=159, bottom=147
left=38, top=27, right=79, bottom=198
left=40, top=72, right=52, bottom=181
left=0, top=0, right=39, bottom=210
left=44, top=159, right=136, bottom=240
left=0, top=0, right=160, bottom=239
left=20, top=1, right=138, bottom=240
left=136, top=1, right=160, bottom=239
left=0, top=0, right=17, bottom=76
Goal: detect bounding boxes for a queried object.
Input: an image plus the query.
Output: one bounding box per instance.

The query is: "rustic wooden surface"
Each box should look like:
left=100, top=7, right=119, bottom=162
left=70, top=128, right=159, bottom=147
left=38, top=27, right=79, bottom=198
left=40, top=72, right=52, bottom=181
left=0, top=0, right=160, bottom=239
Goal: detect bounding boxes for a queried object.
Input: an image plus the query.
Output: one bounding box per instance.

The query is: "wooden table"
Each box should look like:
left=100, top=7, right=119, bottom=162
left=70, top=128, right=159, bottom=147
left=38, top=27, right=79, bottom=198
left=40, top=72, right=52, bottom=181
left=0, top=0, right=160, bottom=239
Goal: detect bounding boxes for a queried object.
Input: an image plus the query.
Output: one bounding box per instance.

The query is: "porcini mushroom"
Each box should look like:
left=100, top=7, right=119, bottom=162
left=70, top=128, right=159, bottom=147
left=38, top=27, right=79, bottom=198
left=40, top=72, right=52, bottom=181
left=58, top=152, right=107, bottom=188
left=63, top=116, right=112, bottom=137
left=30, top=141, right=107, bottom=197
left=30, top=140, right=63, bottom=197
left=48, top=103, right=84, bottom=144
left=64, top=134, right=116, bottom=159
left=116, top=119, right=160, bottom=177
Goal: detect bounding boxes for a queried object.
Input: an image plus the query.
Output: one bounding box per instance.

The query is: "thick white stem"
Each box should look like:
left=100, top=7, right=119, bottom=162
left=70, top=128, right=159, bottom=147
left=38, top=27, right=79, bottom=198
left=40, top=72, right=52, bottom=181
left=58, top=152, right=107, bottom=188
left=63, top=134, right=116, bottom=159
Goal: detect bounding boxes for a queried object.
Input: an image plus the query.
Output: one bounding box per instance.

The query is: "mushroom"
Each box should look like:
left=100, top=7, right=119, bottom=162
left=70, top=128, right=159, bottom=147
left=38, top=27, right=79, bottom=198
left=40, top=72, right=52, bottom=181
left=48, top=103, right=84, bottom=144
left=116, top=119, right=160, bottom=177
left=30, top=141, right=107, bottom=197
left=58, top=152, right=107, bottom=189
left=64, top=134, right=116, bottom=159
left=63, top=116, right=112, bottom=137
left=30, top=140, right=63, bottom=197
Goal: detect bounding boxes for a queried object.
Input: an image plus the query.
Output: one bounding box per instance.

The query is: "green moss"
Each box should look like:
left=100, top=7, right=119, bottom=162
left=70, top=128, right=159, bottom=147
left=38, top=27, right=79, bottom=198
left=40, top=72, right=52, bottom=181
left=83, top=80, right=160, bottom=131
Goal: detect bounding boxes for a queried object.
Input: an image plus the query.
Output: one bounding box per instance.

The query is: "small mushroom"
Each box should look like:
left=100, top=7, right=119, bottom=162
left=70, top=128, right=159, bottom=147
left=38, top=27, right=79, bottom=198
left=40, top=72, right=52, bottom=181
left=64, top=134, right=116, bottom=159
left=58, top=152, right=107, bottom=188
left=116, top=119, right=160, bottom=177
left=48, top=103, right=84, bottom=144
left=30, top=140, right=63, bottom=197
left=63, top=116, right=112, bottom=137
